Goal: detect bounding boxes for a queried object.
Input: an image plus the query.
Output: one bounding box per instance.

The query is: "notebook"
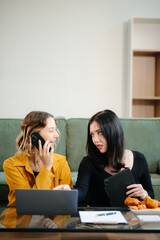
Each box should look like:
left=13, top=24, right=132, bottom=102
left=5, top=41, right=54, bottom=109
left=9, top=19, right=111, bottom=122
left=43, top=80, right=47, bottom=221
left=15, top=189, right=78, bottom=215
left=104, top=168, right=135, bottom=207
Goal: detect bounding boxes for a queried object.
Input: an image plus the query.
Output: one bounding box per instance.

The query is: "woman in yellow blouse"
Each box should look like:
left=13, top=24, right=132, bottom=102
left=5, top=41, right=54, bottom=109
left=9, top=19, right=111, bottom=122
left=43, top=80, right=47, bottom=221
left=3, top=111, right=73, bottom=206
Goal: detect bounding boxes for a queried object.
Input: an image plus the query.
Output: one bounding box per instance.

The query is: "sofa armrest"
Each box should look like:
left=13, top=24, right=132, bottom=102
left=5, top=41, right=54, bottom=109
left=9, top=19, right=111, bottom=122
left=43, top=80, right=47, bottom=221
left=0, top=172, right=7, bottom=185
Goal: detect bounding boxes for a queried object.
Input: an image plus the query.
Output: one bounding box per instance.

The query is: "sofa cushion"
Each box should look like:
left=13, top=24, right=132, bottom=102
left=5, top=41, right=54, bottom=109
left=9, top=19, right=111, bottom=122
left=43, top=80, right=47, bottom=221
left=54, top=117, right=67, bottom=156
left=0, top=172, right=7, bottom=184
left=121, top=118, right=160, bottom=173
left=0, top=119, right=22, bottom=171
left=67, top=118, right=89, bottom=171
left=71, top=172, right=78, bottom=186
left=150, top=173, right=160, bottom=200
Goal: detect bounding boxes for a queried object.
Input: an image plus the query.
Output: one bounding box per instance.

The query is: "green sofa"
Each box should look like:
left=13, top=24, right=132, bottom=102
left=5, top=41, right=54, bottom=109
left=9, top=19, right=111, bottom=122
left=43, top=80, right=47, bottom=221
left=0, top=117, right=160, bottom=203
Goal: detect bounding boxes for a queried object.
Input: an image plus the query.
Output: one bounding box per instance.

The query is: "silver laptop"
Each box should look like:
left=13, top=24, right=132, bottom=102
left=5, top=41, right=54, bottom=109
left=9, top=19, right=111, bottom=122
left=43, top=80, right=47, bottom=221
left=15, top=189, right=78, bottom=215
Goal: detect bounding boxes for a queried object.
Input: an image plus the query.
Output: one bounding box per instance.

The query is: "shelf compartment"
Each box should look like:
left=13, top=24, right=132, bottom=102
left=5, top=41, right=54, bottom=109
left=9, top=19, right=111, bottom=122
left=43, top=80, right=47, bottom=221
left=132, top=99, right=160, bottom=117
left=133, top=97, right=160, bottom=100
left=132, top=51, right=160, bottom=117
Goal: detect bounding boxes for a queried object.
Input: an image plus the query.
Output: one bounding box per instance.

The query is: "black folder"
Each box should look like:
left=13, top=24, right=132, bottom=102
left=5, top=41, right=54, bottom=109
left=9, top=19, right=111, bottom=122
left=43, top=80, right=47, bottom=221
left=104, top=168, right=135, bottom=207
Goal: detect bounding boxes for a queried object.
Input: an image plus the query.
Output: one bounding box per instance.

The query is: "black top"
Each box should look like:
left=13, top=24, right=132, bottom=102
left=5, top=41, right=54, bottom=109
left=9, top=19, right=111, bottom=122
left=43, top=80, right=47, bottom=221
left=75, top=151, right=154, bottom=207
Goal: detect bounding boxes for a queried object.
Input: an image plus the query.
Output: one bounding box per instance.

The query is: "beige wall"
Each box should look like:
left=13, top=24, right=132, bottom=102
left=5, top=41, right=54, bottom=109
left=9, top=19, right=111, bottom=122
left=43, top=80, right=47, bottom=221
left=0, top=0, right=160, bottom=118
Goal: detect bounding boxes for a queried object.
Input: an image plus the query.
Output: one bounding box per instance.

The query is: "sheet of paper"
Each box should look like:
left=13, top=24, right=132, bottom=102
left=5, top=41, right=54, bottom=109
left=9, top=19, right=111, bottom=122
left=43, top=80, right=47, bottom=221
left=137, top=215, right=160, bottom=222
left=79, top=211, right=128, bottom=224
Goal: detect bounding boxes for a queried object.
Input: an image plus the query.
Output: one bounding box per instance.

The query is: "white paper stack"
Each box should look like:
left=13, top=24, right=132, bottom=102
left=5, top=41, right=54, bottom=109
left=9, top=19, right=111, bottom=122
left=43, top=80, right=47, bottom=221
left=79, top=211, right=128, bottom=224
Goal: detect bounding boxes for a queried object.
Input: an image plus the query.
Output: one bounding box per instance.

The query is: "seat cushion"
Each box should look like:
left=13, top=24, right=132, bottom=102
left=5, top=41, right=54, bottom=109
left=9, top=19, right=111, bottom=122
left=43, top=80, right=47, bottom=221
left=150, top=173, right=160, bottom=200
left=66, top=118, right=89, bottom=172
left=121, top=118, right=160, bottom=173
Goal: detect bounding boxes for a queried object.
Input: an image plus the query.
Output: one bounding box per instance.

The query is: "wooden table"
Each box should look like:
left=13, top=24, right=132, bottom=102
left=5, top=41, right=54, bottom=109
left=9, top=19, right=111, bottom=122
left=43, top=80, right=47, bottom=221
left=0, top=232, right=160, bottom=240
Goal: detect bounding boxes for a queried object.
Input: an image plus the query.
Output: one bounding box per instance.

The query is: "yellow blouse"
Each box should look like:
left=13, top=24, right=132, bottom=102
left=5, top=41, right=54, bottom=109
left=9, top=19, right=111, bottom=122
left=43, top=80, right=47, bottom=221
left=3, top=153, right=73, bottom=206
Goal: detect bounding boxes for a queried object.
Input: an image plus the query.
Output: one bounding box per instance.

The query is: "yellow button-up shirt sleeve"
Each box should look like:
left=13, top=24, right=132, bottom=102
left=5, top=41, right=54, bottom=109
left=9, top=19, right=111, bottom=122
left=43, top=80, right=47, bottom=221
left=3, top=153, right=73, bottom=206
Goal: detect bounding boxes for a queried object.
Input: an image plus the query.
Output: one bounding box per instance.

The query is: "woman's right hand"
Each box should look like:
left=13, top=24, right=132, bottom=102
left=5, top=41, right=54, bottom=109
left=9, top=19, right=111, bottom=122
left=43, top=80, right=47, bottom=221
left=53, top=185, right=71, bottom=190
left=41, top=218, right=58, bottom=229
left=38, top=140, right=53, bottom=171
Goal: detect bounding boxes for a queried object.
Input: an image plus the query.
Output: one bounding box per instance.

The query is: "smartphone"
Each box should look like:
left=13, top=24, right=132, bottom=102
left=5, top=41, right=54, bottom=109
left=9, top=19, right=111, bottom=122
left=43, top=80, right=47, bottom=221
left=31, top=132, right=52, bottom=152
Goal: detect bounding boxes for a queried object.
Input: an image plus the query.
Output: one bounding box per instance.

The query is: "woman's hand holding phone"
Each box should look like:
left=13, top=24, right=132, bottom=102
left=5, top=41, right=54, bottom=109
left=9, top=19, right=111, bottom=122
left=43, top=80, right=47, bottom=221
left=38, top=139, right=53, bottom=171
left=31, top=132, right=54, bottom=171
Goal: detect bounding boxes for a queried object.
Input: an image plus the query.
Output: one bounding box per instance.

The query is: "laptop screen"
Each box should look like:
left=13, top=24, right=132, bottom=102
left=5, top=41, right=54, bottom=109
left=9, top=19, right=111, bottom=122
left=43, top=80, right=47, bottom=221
left=15, top=189, right=78, bottom=215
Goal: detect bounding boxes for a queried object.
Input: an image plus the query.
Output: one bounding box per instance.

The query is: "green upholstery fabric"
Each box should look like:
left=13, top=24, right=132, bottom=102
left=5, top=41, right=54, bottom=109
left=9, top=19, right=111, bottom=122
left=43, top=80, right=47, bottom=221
left=151, top=174, right=160, bottom=200
left=66, top=118, right=89, bottom=171
left=0, top=172, right=7, bottom=184
left=120, top=118, right=160, bottom=173
left=151, top=173, right=160, bottom=185
left=71, top=172, right=78, bottom=186
left=0, top=119, right=22, bottom=171
left=54, top=117, right=66, bottom=156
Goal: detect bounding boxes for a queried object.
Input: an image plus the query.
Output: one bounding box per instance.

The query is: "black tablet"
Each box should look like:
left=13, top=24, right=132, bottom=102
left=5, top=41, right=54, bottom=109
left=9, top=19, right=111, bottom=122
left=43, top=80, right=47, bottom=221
left=104, top=168, right=135, bottom=207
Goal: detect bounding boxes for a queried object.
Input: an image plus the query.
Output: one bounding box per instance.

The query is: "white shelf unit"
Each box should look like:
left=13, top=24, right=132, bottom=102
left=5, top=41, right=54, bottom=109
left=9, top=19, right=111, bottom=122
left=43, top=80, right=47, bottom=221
left=127, top=18, right=160, bottom=117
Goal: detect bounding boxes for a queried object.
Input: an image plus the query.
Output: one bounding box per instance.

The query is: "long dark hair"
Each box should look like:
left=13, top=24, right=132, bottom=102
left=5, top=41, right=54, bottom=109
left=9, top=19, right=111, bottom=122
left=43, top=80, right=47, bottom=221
left=86, top=110, right=125, bottom=170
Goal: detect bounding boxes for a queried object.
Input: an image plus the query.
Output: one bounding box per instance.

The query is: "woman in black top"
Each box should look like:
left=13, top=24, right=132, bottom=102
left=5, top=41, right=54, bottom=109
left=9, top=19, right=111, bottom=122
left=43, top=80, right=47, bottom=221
left=75, top=110, right=154, bottom=207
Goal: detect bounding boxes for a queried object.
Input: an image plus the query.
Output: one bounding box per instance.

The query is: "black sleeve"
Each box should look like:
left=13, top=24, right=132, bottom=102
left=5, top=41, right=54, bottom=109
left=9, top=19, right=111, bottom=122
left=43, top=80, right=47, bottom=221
left=140, top=154, right=154, bottom=198
left=75, top=157, right=93, bottom=201
left=132, top=151, right=154, bottom=199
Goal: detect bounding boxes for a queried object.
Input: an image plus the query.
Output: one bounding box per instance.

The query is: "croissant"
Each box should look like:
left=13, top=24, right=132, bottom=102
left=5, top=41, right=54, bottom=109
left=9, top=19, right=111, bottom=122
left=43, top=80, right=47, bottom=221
left=145, top=196, right=159, bottom=209
left=124, top=197, right=140, bottom=206
left=124, top=196, right=160, bottom=210
left=137, top=204, right=147, bottom=210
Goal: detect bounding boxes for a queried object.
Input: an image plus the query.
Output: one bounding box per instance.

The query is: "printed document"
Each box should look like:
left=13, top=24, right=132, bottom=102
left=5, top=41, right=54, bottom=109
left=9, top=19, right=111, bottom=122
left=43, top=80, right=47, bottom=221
left=79, top=211, right=128, bottom=224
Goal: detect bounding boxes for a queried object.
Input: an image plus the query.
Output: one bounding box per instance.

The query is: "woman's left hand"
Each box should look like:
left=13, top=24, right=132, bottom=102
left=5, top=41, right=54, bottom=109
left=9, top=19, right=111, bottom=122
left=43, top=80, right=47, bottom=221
left=126, top=184, right=147, bottom=199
